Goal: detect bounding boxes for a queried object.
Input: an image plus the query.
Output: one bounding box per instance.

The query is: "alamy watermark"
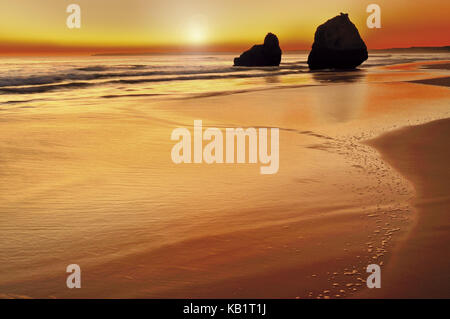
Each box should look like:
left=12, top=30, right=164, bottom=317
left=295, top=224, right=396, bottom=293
left=66, top=4, right=81, bottom=29
left=66, top=264, right=81, bottom=288
left=171, top=120, right=279, bottom=175
left=366, top=264, right=381, bottom=288
left=367, top=4, right=382, bottom=29
left=65, top=4, right=381, bottom=30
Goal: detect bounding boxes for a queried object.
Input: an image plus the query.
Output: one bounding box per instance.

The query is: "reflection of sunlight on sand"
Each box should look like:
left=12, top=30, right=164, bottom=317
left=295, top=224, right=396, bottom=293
left=311, top=82, right=368, bottom=123
left=363, top=82, right=450, bottom=117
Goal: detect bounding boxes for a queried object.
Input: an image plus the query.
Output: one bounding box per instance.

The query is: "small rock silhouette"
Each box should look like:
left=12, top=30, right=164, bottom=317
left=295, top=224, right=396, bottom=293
left=234, top=33, right=282, bottom=67
left=308, top=13, right=368, bottom=70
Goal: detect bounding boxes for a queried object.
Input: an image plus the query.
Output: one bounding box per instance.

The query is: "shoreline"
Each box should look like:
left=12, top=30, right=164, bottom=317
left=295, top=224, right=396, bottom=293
left=361, top=118, right=450, bottom=298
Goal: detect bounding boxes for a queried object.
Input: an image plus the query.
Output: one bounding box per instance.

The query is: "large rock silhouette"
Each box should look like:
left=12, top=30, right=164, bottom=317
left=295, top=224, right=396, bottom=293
left=234, top=33, right=282, bottom=67
left=308, top=13, right=368, bottom=70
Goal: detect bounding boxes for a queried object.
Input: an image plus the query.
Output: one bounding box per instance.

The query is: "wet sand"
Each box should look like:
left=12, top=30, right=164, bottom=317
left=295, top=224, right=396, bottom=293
left=410, top=76, right=450, bottom=87
left=0, top=60, right=449, bottom=298
left=362, top=118, right=450, bottom=298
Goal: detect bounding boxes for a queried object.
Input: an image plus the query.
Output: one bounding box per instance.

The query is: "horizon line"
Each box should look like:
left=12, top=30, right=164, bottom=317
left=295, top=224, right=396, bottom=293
left=0, top=43, right=449, bottom=57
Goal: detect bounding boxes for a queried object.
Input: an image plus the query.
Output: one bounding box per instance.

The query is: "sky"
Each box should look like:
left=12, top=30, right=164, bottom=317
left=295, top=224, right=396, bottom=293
left=0, top=0, right=449, bottom=55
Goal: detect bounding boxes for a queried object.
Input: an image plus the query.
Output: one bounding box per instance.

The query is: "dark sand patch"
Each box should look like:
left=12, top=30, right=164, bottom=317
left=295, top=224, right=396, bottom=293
left=421, top=63, right=450, bottom=70
left=409, top=76, right=450, bottom=87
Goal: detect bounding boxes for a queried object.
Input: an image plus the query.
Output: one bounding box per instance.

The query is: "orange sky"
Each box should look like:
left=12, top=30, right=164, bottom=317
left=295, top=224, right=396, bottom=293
left=0, top=0, right=449, bottom=55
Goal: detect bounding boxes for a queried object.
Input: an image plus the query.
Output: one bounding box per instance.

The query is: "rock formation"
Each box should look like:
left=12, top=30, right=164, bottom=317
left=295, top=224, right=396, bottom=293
left=234, top=33, right=282, bottom=67
left=307, top=13, right=368, bottom=70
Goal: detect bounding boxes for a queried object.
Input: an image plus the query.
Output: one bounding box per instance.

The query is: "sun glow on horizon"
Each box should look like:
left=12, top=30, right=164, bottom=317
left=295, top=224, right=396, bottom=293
left=0, top=0, right=448, bottom=54
left=186, top=15, right=208, bottom=45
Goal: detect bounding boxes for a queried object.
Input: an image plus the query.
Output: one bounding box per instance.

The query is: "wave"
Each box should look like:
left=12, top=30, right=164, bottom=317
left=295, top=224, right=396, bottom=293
left=0, top=53, right=445, bottom=96
left=0, top=67, right=307, bottom=95
left=363, top=55, right=449, bottom=67
left=0, top=63, right=307, bottom=90
left=110, top=70, right=303, bottom=85
left=0, top=82, right=92, bottom=94
left=101, top=93, right=165, bottom=99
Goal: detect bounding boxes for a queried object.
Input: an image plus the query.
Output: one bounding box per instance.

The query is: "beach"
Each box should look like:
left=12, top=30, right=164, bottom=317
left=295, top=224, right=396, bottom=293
left=361, top=118, right=450, bottom=298
left=0, top=54, right=449, bottom=298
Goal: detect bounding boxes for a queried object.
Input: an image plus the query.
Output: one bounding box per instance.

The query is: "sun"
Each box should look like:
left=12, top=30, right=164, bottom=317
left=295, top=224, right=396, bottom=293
left=187, top=15, right=208, bottom=45
left=189, top=26, right=206, bottom=44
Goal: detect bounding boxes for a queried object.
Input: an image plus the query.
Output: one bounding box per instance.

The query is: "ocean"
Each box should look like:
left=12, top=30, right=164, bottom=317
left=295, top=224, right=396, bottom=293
left=1, top=52, right=449, bottom=109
